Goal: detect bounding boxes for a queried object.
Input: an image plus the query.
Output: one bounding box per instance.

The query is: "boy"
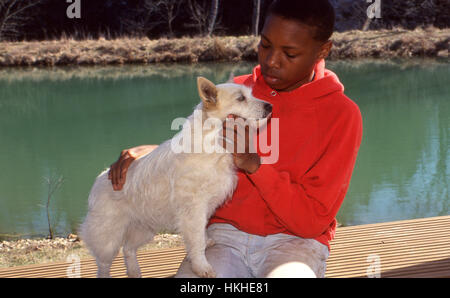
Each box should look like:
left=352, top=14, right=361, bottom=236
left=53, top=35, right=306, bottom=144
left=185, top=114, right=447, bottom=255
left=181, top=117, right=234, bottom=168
left=108, top=0, right=362, bottom=277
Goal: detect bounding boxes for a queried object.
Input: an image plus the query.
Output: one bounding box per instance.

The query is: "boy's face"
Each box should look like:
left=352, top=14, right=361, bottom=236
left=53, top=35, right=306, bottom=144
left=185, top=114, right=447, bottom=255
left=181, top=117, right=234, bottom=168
left=258, top=14, right=331, bottom=92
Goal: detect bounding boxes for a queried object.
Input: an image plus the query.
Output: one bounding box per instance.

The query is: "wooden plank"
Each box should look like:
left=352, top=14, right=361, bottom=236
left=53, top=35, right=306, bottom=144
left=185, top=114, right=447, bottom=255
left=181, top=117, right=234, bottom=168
left=325, top=215, right=450, bottom=278
left=335, top=216, right=450, bottom=232
left=0, top=215, right=448, bottom=278
left=0, top=248, right=186, bottom=278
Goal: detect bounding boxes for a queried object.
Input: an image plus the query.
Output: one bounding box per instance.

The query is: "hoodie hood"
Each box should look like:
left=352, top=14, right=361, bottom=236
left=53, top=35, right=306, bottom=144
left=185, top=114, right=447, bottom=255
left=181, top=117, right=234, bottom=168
left=250, top=59, right=345, bottom=107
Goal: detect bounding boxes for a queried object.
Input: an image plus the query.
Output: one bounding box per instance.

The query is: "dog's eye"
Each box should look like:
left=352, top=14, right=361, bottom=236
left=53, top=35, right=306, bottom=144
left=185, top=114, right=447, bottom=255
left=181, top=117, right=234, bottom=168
left=237, top=95, right=246, bottom=102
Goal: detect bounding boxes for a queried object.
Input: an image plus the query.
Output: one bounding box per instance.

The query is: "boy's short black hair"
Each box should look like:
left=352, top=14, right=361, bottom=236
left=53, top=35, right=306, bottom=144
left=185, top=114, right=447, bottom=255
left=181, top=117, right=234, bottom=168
left=267, top=0, right=335, bottom=42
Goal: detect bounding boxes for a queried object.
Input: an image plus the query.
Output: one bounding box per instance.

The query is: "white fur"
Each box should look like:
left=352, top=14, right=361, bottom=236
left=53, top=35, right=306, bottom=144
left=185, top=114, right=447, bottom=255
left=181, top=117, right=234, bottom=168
left=79, top=77, right=271, bottom=278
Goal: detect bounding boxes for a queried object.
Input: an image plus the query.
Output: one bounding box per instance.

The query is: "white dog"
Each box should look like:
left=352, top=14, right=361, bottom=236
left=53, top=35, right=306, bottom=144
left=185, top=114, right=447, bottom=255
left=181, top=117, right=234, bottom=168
left=79, top=77, right=272, bottom=278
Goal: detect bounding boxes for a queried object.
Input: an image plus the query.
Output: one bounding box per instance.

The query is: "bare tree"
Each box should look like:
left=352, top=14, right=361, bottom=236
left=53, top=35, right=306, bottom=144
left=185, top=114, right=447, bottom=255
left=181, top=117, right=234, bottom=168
left=120, top=3, right=162, bottom=37
left=144, top=0, right=184, bottom=37
left=44, top=175, right=64, bottom=240
left=252, top=0, right=261, bottom=35
left=185, top=0, right=208, bottom=35
left=186, top=0, right=221, bottom=36
left=207, top=0, right=219, bottom=36
left=0, top=0, right=42, bottom=41
left=121, top=0, right=185, bottom=38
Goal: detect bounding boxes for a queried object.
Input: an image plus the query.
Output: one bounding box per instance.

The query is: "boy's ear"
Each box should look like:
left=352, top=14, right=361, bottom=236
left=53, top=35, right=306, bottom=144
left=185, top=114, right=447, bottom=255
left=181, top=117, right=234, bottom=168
left=317, top=40, right=332, bottom=61
left=197, top=77, right=218, bottom=108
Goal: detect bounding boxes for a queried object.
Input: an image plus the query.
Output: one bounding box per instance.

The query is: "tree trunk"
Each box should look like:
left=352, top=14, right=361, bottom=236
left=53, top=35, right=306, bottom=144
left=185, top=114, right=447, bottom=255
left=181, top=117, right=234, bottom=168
left=362, top=17, right=372, bottom=31
left=207, top=0, right=219, bottom=36
left=167, top=5, right=174, bottom=37
left=252, top=0, right=261, bottom=35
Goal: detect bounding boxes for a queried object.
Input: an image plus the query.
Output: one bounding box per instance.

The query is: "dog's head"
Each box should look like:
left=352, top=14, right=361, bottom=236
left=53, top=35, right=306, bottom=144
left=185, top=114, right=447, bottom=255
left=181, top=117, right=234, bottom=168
left=197, top=77, right=272, bottom=127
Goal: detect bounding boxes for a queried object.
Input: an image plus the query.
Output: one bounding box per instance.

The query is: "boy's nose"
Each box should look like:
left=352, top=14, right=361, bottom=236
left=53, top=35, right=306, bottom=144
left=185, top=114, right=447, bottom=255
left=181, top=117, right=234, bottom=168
left=266, top=51, right=280, bottom=69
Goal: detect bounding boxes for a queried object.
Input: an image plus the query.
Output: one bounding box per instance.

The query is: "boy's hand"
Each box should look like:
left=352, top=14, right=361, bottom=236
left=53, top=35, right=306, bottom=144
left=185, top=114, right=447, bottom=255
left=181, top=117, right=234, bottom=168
left=221, top=115, right=261, bottom=174
left=108, top=145, right=158, bottom=191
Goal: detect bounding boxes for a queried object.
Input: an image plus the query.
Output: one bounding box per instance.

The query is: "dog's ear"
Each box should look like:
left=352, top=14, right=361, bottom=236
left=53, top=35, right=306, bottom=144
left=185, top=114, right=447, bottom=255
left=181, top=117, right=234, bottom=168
left=197, top=77, right=217, bottom=108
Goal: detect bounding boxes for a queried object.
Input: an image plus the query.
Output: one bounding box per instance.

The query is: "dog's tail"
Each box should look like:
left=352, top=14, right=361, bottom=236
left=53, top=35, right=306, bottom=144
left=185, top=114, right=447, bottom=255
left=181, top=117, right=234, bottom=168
left=79, top=172, right=130, bottom=261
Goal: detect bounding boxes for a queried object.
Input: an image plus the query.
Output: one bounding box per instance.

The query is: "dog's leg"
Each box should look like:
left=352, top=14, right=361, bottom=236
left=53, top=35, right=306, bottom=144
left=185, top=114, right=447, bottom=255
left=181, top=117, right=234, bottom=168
left=93, top=239, right=122, bottom=278
left=206, top=232, right=216, bottom=248
left=79, top=197, right=129, bottom=278
left=123, top=248, right=140, bottom=278
left=122, top=224, right=155, bottom=278
left=94, top=242, right=123, bottom=278
left=97, top=260, right=113, bottom=278
left=179, top=207, right=216, bottom=278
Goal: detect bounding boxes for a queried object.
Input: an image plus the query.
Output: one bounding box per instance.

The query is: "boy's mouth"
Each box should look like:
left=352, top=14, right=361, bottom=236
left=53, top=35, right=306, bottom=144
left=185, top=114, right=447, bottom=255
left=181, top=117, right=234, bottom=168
left=261, top=70, right=282, bottom=86
left=264, top=74, right=280, bottom=85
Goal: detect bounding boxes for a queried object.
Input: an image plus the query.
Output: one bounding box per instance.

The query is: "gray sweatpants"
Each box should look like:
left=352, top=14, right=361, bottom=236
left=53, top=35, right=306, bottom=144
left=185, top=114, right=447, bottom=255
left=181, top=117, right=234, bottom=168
left=175, top=223, right=329, bottom=278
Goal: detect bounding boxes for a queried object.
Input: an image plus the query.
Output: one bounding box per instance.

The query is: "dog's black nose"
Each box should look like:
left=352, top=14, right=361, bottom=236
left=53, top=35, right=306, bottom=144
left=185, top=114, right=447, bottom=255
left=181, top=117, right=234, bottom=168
left=264, top=103, right=272, bottom=114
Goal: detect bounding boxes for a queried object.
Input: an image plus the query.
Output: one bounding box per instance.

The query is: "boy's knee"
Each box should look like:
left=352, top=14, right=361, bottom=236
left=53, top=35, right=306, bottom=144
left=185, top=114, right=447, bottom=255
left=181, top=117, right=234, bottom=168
left=264, top=261, right=317, bottom=278
left=259, top=237, right=328, bottom=278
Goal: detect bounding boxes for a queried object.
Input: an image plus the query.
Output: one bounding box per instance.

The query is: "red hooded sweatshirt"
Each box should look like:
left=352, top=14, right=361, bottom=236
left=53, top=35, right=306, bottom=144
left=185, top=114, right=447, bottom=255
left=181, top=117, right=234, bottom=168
left=209, top=60, right=363, bottom=250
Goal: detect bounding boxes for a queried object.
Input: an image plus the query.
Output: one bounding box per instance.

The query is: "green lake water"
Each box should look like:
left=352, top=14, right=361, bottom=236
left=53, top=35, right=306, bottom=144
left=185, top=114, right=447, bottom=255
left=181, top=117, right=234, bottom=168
left=0, top=59, right=448, bottom=239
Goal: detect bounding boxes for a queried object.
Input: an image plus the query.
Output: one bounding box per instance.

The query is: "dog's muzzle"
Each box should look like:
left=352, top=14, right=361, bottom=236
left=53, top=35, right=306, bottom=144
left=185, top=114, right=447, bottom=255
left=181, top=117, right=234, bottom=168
left=264, top=103, right=273, bottom=118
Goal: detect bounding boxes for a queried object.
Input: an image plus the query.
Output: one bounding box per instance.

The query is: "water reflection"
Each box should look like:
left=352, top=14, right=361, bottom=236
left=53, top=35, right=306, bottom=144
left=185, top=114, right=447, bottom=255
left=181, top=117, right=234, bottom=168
left=328, top=59, right=449, bottom=226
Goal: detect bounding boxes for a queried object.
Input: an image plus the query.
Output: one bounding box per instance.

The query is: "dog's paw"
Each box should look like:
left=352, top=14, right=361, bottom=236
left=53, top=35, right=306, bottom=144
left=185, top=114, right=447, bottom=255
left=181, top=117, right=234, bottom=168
left=192, top=262, right=216, bottom=278
left=206, top=238, right=216, bottom=249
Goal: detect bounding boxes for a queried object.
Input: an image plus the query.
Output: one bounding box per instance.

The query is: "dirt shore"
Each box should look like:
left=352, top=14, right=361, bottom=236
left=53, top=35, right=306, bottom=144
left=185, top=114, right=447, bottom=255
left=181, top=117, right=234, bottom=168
left=0, top=28, right=448, bottom=67
left=0, top=234, right=184, bottom=268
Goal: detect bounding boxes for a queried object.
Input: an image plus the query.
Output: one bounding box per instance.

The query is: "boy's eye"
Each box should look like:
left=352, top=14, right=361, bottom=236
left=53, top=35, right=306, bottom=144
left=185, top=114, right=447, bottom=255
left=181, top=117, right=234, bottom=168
left=260, top=41, right=270, bottom=49
left=285, top=53, right=298, bottom=59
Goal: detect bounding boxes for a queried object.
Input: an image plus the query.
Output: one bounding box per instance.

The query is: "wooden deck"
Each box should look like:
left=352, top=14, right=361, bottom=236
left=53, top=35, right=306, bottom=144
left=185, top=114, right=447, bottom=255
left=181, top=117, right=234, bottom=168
left=0, top=215, right=449, bottom=278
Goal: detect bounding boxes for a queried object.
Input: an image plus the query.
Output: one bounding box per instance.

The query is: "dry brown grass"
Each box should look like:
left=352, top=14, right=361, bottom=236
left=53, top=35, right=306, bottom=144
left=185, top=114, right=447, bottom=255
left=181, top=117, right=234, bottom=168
left=0, top=35, right=258, bottom=67
left=0, top=28, right=447, bottom=67
left=329, top=27, right=449, bottom=59
left=0, top=234, right=184, bottom=268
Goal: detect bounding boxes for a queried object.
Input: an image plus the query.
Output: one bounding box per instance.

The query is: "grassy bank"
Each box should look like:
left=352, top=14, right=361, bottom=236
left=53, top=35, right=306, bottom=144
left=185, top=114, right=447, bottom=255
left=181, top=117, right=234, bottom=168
left=0, top=234, right=183, bottom=268
left=0, top=28, right=448, bottom=67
